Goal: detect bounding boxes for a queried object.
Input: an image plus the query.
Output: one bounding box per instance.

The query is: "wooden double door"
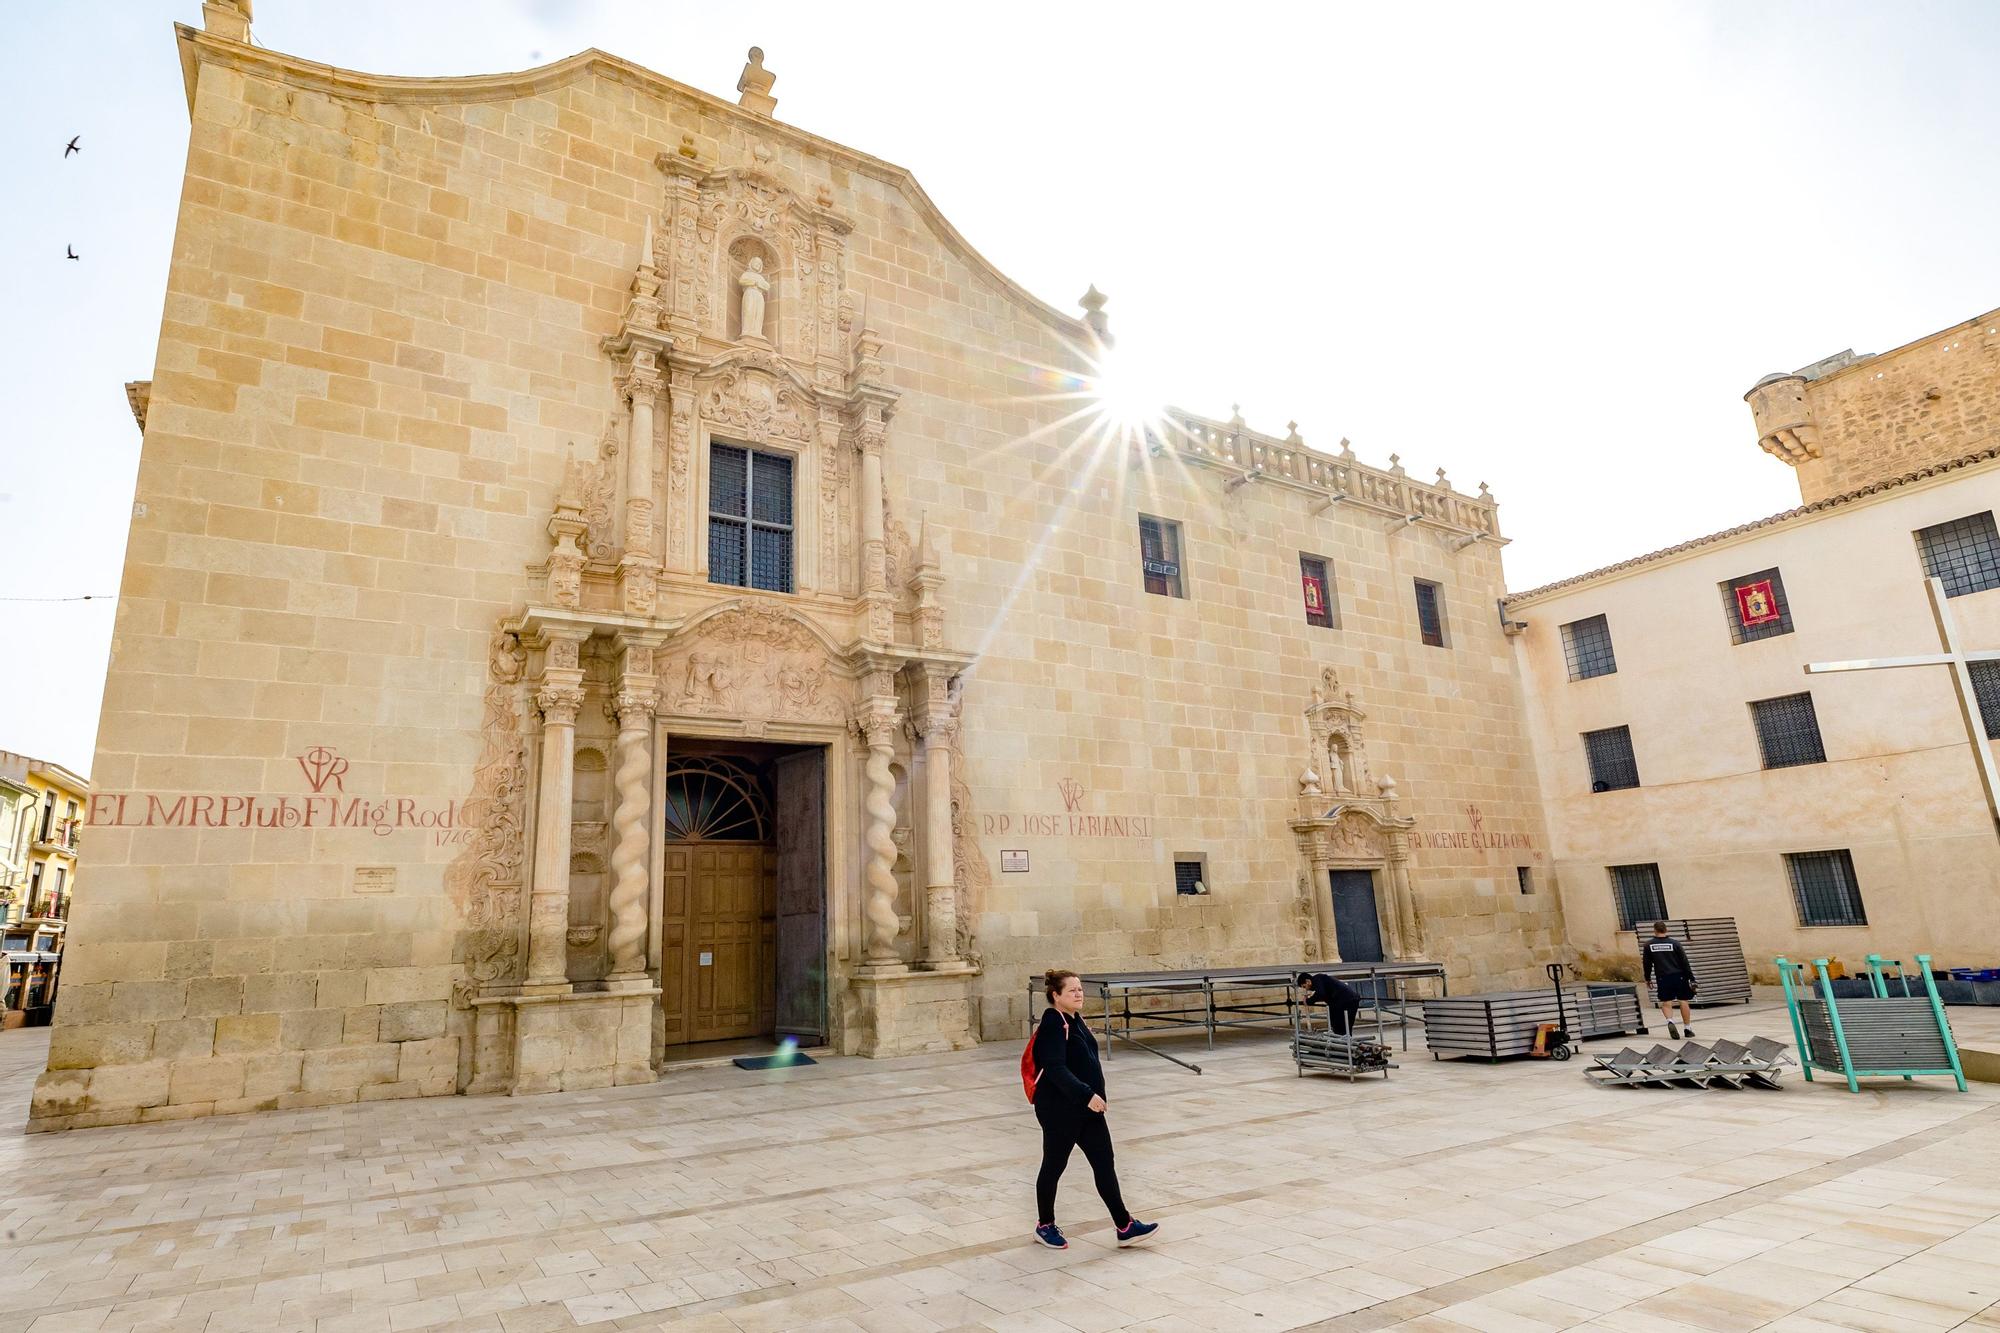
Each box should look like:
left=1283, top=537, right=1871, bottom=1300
left=659, top=747, right=825, bottom=1047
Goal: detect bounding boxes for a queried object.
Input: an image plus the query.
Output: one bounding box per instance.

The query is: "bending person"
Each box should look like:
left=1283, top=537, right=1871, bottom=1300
left=1029, top=968, right=1159, bottom=1251
left=1296, top=970, right=1363, bottom=1036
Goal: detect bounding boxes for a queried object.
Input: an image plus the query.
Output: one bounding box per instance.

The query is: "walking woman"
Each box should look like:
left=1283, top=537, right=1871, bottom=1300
left=1029, top=968, right=1159, bottom=1250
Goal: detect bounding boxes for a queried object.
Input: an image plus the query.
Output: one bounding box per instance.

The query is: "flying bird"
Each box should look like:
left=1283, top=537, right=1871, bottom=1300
left=65, top=136, right=80, bottom=157
left=66, top=245, right=78, bottom=260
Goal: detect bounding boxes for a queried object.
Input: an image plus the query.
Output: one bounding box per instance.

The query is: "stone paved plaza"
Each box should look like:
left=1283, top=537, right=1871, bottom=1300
left=2, top=1002, right=1998, bottom=1333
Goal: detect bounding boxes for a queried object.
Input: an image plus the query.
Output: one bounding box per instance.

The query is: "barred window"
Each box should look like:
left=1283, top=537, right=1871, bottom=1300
left=708, top=443, right=794, bottom=593
left=1786, top=850, right=1867, bottom=927
left=1971, top=659, right=2000, bottom=739
left=1560, top=614, right=1617, bottom=680
left=1414, top=579, right=1447, bottom=647
left=1609, top=864, right=1667, bottom=931
left=1721, top=567, right=1795, bottom=644
left=1139, top=514, right=1186, bottom=598
left=1583, top=725, right=1640, bottom=792
left=1750, top=692, right=1827, bottom=769
left=1915, top=511, right=2000, bottom=598
left=1173, top=858, right=1208, bottom=895
left=1300, top=554, right=1336, bottom=629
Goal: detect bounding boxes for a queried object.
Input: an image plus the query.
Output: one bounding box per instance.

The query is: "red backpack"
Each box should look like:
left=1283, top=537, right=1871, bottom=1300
left=1020, top=1012, right=1067, bottom=1101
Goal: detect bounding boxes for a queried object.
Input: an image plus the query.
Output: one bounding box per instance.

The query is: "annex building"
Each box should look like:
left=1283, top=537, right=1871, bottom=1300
left=31, top=4, right=1565, bottom=1129
left=1511, top=307, right=2000, bottom=977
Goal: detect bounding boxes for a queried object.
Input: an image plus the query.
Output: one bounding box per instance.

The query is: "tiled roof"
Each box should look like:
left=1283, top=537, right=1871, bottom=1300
left=1504, top=444, right=2000, bottom=605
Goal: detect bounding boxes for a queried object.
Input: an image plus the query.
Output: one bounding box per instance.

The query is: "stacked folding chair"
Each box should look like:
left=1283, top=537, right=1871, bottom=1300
left=1584, top=1036, right=1793, bottom=1089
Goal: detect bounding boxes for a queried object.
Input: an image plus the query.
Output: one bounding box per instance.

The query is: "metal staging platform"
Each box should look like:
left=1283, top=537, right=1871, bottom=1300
left=1023, top=960, right=1449, bottom=1074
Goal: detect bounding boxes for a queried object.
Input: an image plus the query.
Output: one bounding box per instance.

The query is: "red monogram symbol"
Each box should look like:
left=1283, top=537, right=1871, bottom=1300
left=1057, top=779, right=1085, bottom=812
left=1466, top=804, right=1484, bottom=833
left=297, top=745, right=350, bottom=794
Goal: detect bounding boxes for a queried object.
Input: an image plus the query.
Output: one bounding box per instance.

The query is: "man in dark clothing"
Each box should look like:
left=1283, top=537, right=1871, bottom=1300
left=1642, top=920, right=1697, bottom=1039
left=1030, top=969, right=1158, bottom=1251
left=1296, top=971, right=1363, bottom=1037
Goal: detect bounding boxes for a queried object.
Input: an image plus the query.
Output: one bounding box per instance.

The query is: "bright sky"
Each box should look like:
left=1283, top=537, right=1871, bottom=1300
left=4, top=1, right=1999, bottom=776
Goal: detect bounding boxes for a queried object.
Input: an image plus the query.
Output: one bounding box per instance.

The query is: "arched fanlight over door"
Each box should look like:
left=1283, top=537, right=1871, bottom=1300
left=662, top=756, right=771, bottom=841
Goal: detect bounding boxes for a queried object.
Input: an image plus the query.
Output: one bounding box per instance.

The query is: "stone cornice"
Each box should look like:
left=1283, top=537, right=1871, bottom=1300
left=172, top=24, right=1088, bottom=343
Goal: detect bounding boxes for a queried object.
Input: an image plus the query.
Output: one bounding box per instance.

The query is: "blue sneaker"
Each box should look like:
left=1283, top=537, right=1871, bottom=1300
left=1116, top=1219, right=1159, bottom=1247
left=1033, top=1223, right=1068, bottom=1249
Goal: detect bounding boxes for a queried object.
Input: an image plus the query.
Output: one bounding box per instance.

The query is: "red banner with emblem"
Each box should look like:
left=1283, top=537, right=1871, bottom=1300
left=1302, top=575, right=1324, bottom=615
left=1735, top=579, right=1781, bottom=626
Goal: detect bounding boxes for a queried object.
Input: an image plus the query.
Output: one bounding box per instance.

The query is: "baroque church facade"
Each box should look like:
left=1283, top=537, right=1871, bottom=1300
left=33, top=5, right=1564, bottom=1129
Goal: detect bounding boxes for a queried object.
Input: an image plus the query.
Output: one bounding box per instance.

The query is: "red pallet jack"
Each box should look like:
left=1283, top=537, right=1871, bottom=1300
left=1531, top=961, right=1574, bottom=1061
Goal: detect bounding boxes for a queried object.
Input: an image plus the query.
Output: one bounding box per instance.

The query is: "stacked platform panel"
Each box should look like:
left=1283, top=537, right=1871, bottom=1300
left=1422, top=985, right=1645, bottom=1061
left=1664, top=917, right=1752, bottom=1007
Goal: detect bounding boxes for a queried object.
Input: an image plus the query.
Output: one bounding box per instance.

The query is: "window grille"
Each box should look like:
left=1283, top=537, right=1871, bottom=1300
left=708, top=443, right=794, bottom=593
left=1173, top=860, right=1207, bottom=895
left=1609, top=864, right=1667, bottom=931
left=1915, top=511, right=2000, bottom=598
left=1786, top=850, right=1867, bottom=927
left=1414, top=579, right=1446, bottom=647
left=1720, top=567, right=1795, bottom=644
left=1139, top=515, right=1185, bottom=598
left=1299, top=555, right=1336, bottom=629
left=1749, top=692, right=1827, bottom=769
left=1970, top=659, right=2000, bottom=739
left=1583, top=725, right=1640, bottom=791
left=1559, top=614, right=1617, bottom=680
left=1517, top=866, right=1534, bottom=895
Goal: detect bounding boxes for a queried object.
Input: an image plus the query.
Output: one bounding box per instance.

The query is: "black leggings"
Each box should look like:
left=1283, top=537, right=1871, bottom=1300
left=1035, top=1102, right=1130, bottom=1228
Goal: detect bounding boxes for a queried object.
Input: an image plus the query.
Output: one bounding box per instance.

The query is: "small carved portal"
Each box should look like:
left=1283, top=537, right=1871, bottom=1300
left=1328, top=870, right=1385, bottom=963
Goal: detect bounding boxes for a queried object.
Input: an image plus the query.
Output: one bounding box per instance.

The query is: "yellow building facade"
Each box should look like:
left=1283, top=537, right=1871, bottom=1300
left=33, top=7, right=1569, bottom=1128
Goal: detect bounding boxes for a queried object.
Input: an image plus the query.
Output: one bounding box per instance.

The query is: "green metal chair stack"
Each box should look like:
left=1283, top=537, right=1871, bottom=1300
left=1775, top=953, right=1967, bottom=1093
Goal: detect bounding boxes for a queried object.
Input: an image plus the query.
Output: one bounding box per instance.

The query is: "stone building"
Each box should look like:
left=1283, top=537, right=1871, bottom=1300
left=1512, top=309, right=2000, bottom=978
left=32, top=4, right=1566, bottom=1129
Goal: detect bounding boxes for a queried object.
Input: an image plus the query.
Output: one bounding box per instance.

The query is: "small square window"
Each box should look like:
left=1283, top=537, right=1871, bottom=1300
left=1413, top=579, right=1448, bottom=648
left=1915, top=511, right=2000, bottom=599
left=1749, top=692, right=1827, bottom=769
left=1299, top=555, right=1337, bottom=629
left=1786, top=850, right=1867, bottom=927
left=1583, top=725, right=1640, bottom=792
left=1173, top=857, right=1208, bottom=896
left=1609, top=864, right=1667, bottom=931
left=1559, top=614, right=1617, bottom=681
left=1721, top=568, right=1795, bottom=644
left=1517, top=866, right=1534, bottom=895
left=1970, top=660, right=2000, bottom=740
left=1139, top=514, right=1186, bottom=598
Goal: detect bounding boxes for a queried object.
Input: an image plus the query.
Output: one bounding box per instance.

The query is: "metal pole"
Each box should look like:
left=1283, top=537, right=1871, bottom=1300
left=1814, top=958, right=1861, bottom=1093
left=1775, top=957, right=1815, bottom=1082
left=1914, top=954, right=1968, bottom=1092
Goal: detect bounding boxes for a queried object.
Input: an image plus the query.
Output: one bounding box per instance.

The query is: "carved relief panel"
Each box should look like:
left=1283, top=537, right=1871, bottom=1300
left=653, top=603, right=853, bottom=726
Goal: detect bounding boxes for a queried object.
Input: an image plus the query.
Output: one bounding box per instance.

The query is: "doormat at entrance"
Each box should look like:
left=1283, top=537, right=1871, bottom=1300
left=732, top=1052, right=818, bottom=1070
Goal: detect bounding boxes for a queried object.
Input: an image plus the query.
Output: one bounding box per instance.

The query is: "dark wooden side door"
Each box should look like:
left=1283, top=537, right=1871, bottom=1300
left=1329, top=869, right=1385, bottom=963
left=771, top=748, right=826, bottom=1043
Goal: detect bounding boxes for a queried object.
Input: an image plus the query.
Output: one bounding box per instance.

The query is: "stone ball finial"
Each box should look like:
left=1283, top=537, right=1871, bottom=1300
left=1299, top=766, right=1322, bottom=795
left=1376, top=774, right=1399, bottom=802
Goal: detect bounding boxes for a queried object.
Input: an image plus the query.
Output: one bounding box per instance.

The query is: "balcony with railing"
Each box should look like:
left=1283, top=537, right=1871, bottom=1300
left=1155, top=407, right=1502, bottom=538
left=32, top=820, right=79, bottom=856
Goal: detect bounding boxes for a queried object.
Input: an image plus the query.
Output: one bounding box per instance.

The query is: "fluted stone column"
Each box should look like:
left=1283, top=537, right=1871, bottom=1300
left=605, top=639, right=658, bottom=986
left=526, top=631, right=588, bottom=991
left=857, top=702, right=902, bottom=969
left=917, top=714, right=960, bottom=967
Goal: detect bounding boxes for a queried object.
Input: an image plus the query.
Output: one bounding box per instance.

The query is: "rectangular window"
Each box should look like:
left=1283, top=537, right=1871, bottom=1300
left=1517, top=866, right=1534, bottom=895
left=1173, top=857, right=1208, bottom=896
left=1970, top=659, right=2000, bottom=739
left=1583, top=725, right=1640, bottom=792
left=707, top=443, right=795, bottom=593
left=1609, top=864, right=1668, bottom=932
left=1721, top=567, right=1795, bottom=644
left=1559, top=614, right=1617, bottom=680
left=1139, top=515, right=1186, bottom=598
left=1786, top=850, right=1867, bottom=927
left=1299, top=555, right=1336, bottom=629
left=1750, top=692, right=1828, bottom=769
left=38, top=792, right=53, bottom=842
left=1413, top=579, right=1447, bottom=647
left=1915, top=511, right=2000, bottom=598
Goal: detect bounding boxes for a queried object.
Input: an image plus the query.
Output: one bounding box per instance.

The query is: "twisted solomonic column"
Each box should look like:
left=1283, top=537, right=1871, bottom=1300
left=860, top=708, right=902, bottom=965
left=605, top=681, right=656, bottom=982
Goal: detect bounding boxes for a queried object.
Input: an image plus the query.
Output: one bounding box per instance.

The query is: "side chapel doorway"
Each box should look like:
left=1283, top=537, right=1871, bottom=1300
left=659, top=740, right=826, bottom=1052
left=1328, top=869, right=1385, bottom=963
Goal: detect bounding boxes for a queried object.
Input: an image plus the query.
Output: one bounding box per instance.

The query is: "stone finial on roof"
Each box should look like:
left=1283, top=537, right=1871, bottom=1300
left=1078, top=286, right=1111, bottom=343
left=1435, top=467, right=1451, bottom=491
left=1284, top=421, right=1303, bottom=447
left=202, top=0, right=252, bottom=41
left=737, top=47, right=778, bottom=117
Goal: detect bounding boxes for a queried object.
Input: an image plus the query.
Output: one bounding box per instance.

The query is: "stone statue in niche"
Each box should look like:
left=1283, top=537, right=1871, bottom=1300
left=738, top=256, right=770, bottom=341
